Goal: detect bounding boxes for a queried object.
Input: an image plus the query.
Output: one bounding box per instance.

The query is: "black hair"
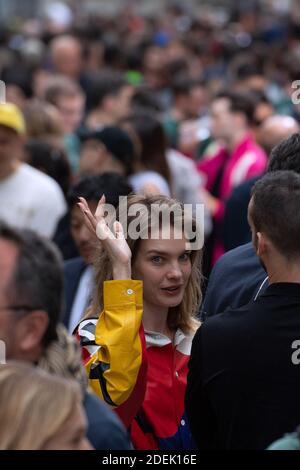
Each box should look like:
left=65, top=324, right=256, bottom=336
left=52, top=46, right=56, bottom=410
left=251, top=171, right=300, bottom=259
left=25, top=140, right=72, bottom=197
left=268, top=133, right=300, bottom=174
left=67, top=172, right=132, bottom=209
left=85, top=70, right=129, bottom=112
left=214, top=90, right=256, bottom=126
left=0, top=223, right=64, bottom=347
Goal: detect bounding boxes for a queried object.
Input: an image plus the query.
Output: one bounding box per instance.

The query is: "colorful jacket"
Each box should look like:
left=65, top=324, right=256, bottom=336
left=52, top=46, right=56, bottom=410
left=197, top=133, right=267, bottom=262
left=77, top=279, right=195, bottom=450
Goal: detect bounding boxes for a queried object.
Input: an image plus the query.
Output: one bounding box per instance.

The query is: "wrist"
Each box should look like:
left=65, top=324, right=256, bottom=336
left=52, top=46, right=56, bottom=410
left=112, top=261, right=132, bottom=280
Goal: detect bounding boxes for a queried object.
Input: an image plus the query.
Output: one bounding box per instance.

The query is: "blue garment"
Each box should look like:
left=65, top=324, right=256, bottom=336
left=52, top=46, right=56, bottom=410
left=84, top=392, right=131, bottom=450
left=201, top=242, right=267, bottom=320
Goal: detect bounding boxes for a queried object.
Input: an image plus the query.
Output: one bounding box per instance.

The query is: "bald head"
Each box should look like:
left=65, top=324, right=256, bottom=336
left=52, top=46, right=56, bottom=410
left=258, top=115, right=300, bottom=155
left=50, top=35, right=83, bottom=79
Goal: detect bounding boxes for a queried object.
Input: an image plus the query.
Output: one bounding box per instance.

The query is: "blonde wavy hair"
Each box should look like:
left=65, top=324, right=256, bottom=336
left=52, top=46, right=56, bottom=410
left=87, top=194, right=203, bottom=333
left=0, top=362, right=82, bottom=450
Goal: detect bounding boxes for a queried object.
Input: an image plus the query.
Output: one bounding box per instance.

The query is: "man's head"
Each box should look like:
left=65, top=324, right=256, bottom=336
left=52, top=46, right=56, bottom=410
left=268, top=132, right=300, bottom=173
left=86, top=71, right=133, bottom=122
left=0, top=223, right=64, bottom=362
left=172, top=76, right=207, bottom=119
left=0, top=103, right=26, bottom=171
left=258, top=116, right=300, bottom=156
left=49, top=35, right=83, bottom=80
left=68, top=172, right=132, bottom=264
left=248, top=171, right=300, bottom=270
left=210, top=90, right=256, bottom=142
left=79, top=126, right=135, bottom=177
left=43, top=76, right=85, bottom=135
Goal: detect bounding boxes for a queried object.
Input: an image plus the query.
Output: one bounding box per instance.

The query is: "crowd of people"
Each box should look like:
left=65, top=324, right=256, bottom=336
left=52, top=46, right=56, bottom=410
left=1, top=0, right=300, bottom=451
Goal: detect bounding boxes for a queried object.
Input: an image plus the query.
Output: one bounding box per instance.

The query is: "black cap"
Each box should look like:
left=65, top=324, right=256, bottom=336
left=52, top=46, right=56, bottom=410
left=79, top=126, right=135, bottom=175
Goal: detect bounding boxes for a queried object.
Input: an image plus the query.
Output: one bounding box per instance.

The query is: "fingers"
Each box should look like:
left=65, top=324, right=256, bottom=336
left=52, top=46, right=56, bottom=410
left=113, top=221, right=125, bottom=239
left=77, top=197, right=97, bottom=232
left=95, top=194, right=106, bottom=220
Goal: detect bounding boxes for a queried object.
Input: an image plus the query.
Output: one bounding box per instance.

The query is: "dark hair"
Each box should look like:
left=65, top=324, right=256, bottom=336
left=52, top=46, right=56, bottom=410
left=171, top=75, right=205, bottom=98
left=0, top=223, right=64, bottom=347
left=67, top=172, right=132, bottom=209
left=120, top=112, right=172, bottom=186
left=268, top=133, right=300, bottom=174
left=43, top=76, right=83, bottom=106
left=25, top=140, right=71, bottom=197
left=85, top=70, right=128, bottom=111
left=131, top=87, right=164, bottom=114
left=214, top=90, right=256, bottom=126
left=236, top=63, right=263, bottom=81
left=250, top=171, right=300, bottom=259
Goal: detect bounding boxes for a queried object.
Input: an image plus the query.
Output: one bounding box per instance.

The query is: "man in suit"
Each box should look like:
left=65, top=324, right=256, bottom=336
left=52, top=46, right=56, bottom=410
left=186, top=171, right=300, bottom=449
left=222, top=116, right=299, bottom=252
left=201, top=132, right=300, bottom=319
left=63, top=173, right=132, bottom=332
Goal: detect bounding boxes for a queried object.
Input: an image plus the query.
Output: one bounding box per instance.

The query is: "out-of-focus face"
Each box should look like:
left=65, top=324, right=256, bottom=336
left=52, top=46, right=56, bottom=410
left=52, top=42, right=83, bottom=79
left=70, top=201, right=98, bottom=264
left=210, top=97, right=235, bottom=141
left=56, top=95, right=85, bottom=134
left=111, top=85, right=134, bottom=121
left=6, top=85, right=27, bottom=110
left=132, top=228, right=192, bottom=312
left=0, top=126, right=23, bottom=166
left=43, top=402, right=93, bottom=450
left=0, top=239, right=20, bottom=358
left=187, top=86, right=207, bottom=118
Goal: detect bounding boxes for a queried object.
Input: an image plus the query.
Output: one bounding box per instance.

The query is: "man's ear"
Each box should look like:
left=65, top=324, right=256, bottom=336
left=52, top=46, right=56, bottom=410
left=16, top=311, right=49, bottom=356
left=256, top=231, right=267, bottom=258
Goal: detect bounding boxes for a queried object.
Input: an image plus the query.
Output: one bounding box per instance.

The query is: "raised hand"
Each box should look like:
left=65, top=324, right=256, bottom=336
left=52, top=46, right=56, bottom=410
left=77, top=195, right=132, bottom=279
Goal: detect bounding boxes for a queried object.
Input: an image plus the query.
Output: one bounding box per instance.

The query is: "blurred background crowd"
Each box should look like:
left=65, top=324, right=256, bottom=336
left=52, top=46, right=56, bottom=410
left=1, top=0, right=300, bottom=450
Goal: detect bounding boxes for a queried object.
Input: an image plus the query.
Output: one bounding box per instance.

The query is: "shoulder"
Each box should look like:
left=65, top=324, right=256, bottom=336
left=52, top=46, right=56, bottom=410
left=64, top=257, right=86, bottom=276
left=21, top=164, right=65, bottom=198
left=209, top=243, right=255, bottom=281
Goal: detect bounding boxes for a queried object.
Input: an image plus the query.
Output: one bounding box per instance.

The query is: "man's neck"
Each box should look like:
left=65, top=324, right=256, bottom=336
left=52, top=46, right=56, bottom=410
left=267, top=260, right=300, bottom=285
left=226, top=128, right=249, bottom=153
left=0, top=160, right=20, bottom=181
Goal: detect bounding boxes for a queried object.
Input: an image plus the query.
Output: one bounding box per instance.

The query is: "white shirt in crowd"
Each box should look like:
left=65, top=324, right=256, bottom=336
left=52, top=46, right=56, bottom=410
left=0, top=163, right=67, bottom=237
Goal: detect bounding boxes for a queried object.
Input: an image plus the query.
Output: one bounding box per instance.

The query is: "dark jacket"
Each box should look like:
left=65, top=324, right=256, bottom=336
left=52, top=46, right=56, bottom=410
left=223, top=176, right=260, bottom=251
left=201, top=242, right=267, bottom=320
left=187, top=283, right=300, bottom=449
left=62, top=257, right=86, bottom=329
left=84, top=392, right=131, bottom=450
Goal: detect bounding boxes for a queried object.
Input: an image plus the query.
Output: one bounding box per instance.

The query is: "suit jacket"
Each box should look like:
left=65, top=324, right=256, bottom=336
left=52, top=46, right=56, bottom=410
left=62, top=257, right=86, bottom=329
left=223, top=176, right=260, bottom=251
left=187, top=283, right=300, bottom=449
left=201, top=242, right=267, bottom=320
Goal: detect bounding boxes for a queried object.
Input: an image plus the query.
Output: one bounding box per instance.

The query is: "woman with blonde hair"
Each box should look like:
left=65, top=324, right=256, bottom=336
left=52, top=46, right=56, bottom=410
left=0, top=362, right=92, bottom=450
left=77, top=193, right=203, bottom=450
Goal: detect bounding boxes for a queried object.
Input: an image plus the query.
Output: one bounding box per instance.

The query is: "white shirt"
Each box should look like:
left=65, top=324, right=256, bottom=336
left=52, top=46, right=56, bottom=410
left=68, top=265, right=94, bottom=334
left=0, top=163, right=67, bottom=237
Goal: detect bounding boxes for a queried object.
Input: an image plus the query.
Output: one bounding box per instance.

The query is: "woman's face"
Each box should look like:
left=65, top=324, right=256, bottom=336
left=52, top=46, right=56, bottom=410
left=43, top=402, right=93, bottom=450
left=132, top=228, right=192, bottom=312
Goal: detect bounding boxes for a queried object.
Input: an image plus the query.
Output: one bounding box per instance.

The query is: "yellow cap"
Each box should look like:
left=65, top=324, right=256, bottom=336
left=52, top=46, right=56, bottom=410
left=0, top=103, right=26, bottom=134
